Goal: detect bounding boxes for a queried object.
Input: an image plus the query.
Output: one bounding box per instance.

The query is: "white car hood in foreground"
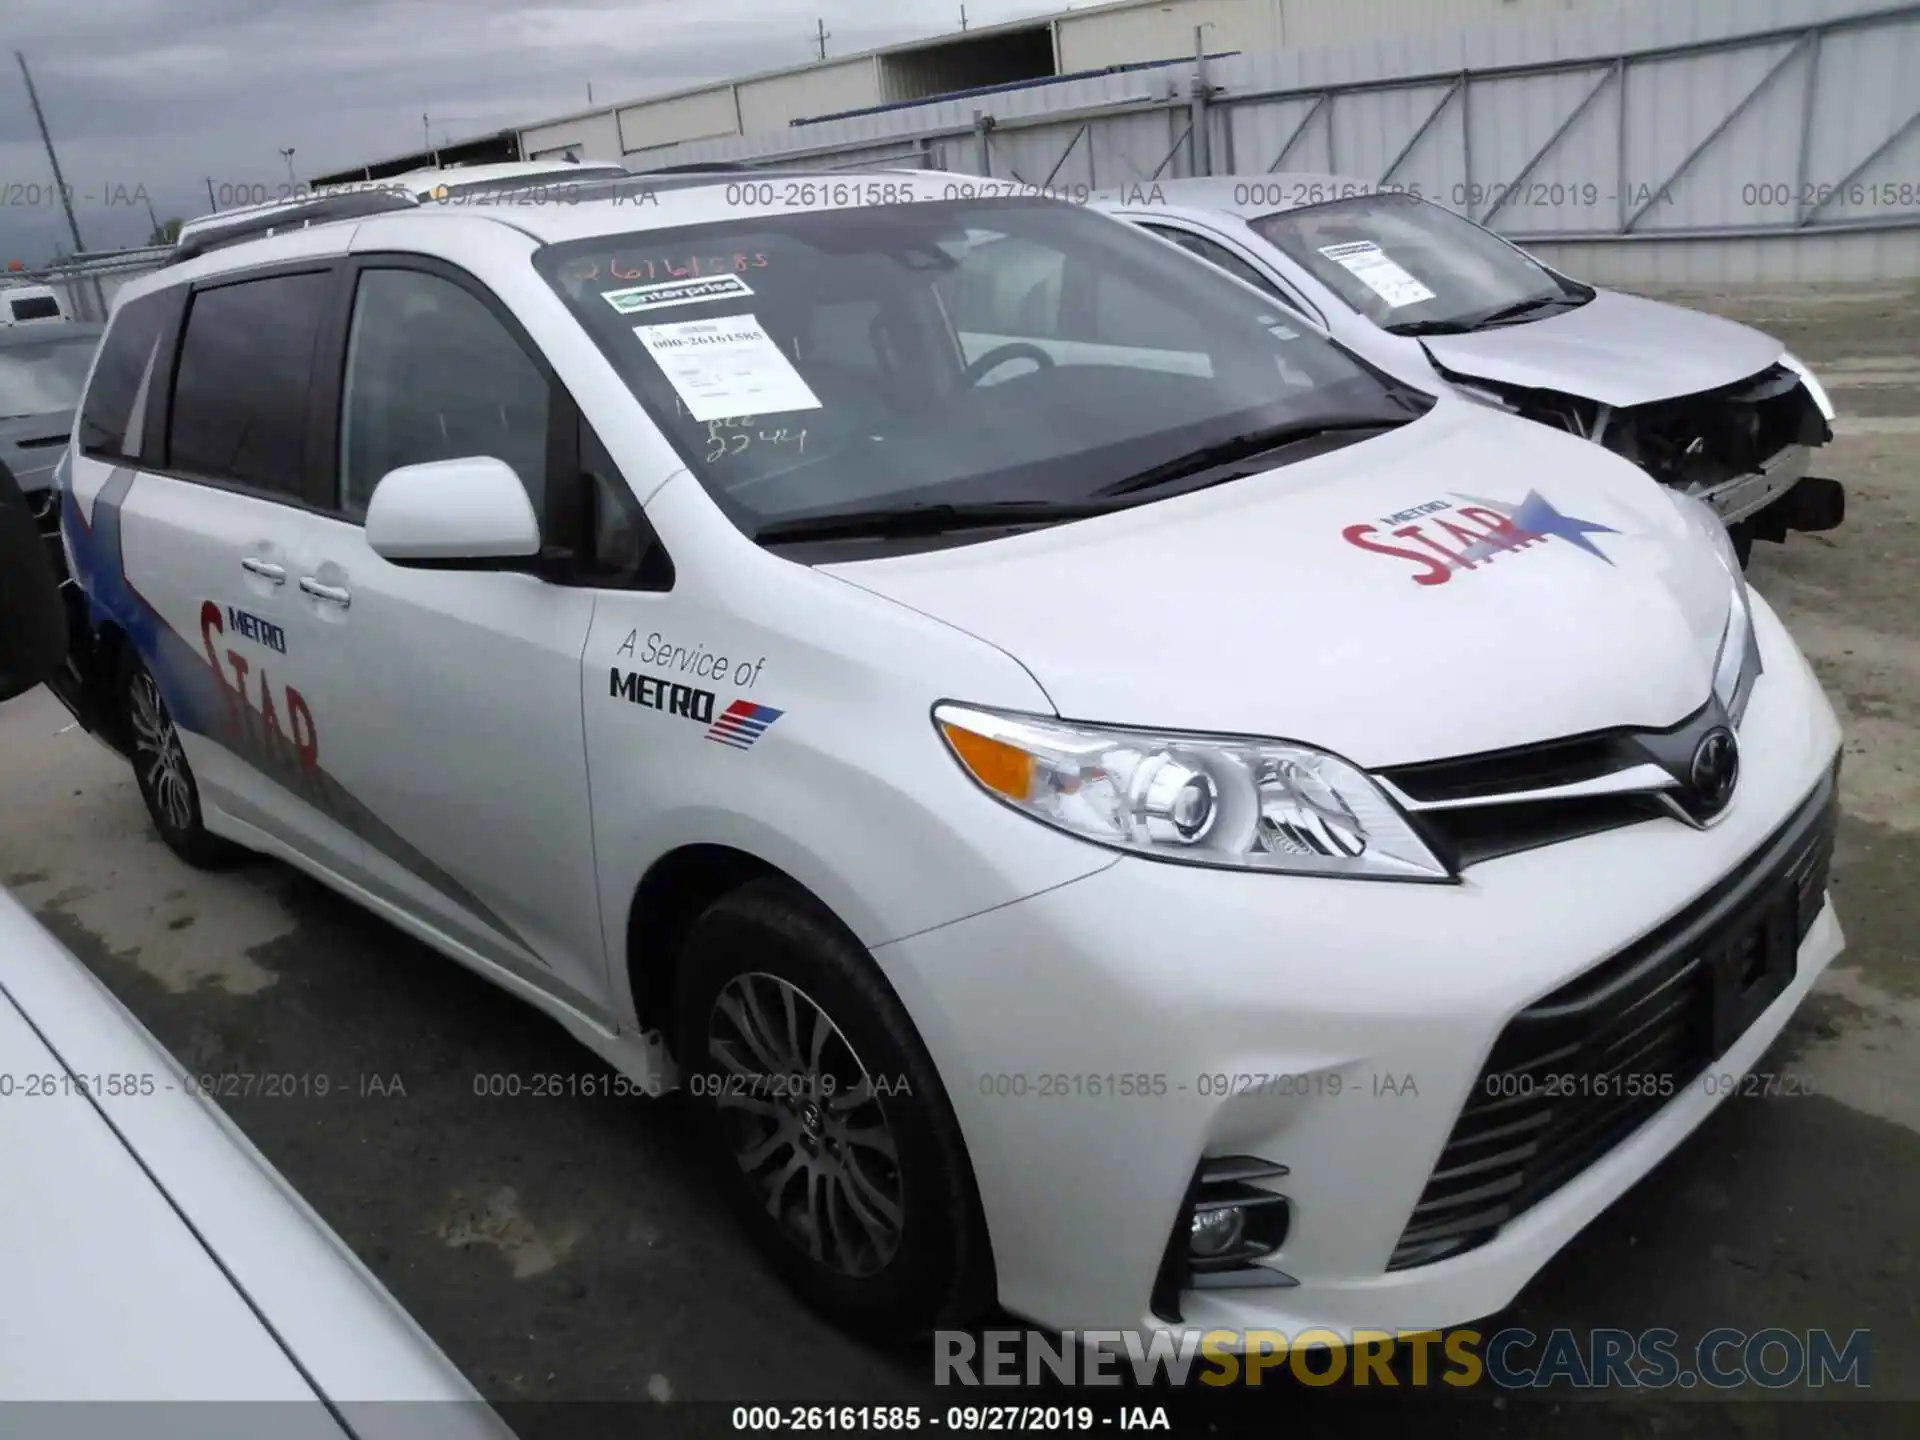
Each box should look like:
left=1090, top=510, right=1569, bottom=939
left=828, top=405, right=1734, bottom=769
left=1419, top=287, right=1785, bottom=409
left=0, top=889, right=511, bottom=1437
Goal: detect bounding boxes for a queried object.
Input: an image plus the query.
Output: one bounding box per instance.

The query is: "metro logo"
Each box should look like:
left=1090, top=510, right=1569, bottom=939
left=610, top=666, right=717, bottom=723
left=200, top=601, right=318, bottom=774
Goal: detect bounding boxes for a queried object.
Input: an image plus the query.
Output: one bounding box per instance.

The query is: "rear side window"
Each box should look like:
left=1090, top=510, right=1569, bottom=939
left=1145, top=226, right=1298, bottom=310
left=167, top=271, right=329, bottom=498
left=9, top=294, right=61, bottom=321
left=79, top=290, right=174, bottom=460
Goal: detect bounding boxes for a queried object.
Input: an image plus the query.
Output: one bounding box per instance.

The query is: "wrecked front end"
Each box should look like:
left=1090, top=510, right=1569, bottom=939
left=1435, top=360, right=1845, bottom=566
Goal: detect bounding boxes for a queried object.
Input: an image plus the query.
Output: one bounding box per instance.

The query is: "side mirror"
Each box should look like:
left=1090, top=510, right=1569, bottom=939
left=364, top=457, right=541, bottom=566
left=0, top=458, right=67, bottom=704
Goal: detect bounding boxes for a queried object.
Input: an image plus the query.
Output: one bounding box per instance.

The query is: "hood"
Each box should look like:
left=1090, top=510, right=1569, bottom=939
left=0, top=411, right=73, bottom=494
left=0, top=983, right=336, bottom=1407
left=1419, top=288, right=1784, bottom=409
left=823, top=404, right=1735, bottom=770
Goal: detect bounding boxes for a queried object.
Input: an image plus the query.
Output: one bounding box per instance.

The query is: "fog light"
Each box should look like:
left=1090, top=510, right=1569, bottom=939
left=1189, top=1204, right=1246, bottom=1258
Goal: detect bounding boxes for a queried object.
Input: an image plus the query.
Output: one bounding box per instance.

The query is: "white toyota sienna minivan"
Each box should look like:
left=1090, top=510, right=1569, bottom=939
left=51, top=170, right=1844, bottom=1346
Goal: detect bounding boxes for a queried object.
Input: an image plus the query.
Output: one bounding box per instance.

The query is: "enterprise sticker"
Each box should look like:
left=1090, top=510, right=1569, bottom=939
left=602, top=274, right=756, bottom=314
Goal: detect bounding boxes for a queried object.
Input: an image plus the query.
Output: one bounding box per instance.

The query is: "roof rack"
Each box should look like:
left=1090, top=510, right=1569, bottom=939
left=171, top=190, right=422, bottom=264
left=636, top=161, right=757, bottom=175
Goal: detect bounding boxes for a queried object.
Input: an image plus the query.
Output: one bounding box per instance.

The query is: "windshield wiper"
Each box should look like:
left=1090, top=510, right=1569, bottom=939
left=1465, top=293, right=1575, bottom=329
left=1381, top=318, right=1477, bottom=336
left=1095, top=415, right=1404, bottom=498
left=753, top=498, right=1116, bottom=545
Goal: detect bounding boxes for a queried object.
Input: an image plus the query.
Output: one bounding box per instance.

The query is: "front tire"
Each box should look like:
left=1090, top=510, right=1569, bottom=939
left=674, top=878, right=994, bottom=1340
left=120, top=653, right=241, bottom=869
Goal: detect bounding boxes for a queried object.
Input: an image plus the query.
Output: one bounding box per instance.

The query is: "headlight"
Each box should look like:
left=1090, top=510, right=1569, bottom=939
left=933, top=703, right=1450, bottom=881
left=1667, top=488, right=1762, bottom=723
left=1779, top=349, right=1835, bottom=423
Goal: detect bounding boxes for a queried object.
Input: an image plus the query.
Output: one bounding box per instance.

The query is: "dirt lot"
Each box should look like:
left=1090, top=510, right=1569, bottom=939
left=1, top=282, right=1915, bottom=1436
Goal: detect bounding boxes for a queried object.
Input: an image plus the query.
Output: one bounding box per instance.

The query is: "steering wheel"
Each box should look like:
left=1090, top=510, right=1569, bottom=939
left=960, top=342, right=1056, bottom=387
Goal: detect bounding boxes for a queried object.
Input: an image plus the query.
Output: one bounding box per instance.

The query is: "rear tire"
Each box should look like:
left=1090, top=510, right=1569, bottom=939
left=674, top=878, right=994, bottom=1340
left=1731, top=525, right=1754, bottom=570
left=119, top=652, right=242, bottom=870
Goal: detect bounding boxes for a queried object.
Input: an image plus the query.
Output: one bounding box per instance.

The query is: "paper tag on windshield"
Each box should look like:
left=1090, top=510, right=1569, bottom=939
left=632, top=314, right=822, bottom=422
left=1317, top=241, right=1435, bottom=309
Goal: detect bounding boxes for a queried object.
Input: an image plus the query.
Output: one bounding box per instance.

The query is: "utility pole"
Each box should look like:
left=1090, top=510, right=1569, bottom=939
left=14, top=51, right=85, bottom=257
left=587, top=80, right=594, bottom=105
left=815, top=18, right=831, bottom=60
left=280, top=147, right=297, bottom=185
left=960, top=4, right=968, bottom=30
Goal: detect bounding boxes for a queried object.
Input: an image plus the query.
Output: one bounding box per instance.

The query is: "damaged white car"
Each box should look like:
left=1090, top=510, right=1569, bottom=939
left=1094, top=176, right=1844, bottom=566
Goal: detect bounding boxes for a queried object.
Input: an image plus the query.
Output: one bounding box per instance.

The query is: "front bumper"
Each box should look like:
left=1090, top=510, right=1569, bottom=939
left=1695, top=442, right=1812, bottom=526
left=874, top=592, right=1843, bottom=1339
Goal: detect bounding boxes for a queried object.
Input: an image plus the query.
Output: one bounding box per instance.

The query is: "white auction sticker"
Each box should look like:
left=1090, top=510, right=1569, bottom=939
left=632, top=314, right=822, bottom=422
left=603, top=274, right=756, bottom=314
left=1317, top=240, right=1436, bottom=309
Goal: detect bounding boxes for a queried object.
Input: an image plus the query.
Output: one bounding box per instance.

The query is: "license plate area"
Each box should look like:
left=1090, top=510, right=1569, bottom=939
left=1706, top=886, right=1799, bottom=1058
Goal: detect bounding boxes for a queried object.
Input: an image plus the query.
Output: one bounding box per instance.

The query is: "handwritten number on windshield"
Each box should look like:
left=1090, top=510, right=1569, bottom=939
left=705, top=415, right=807, bottom=463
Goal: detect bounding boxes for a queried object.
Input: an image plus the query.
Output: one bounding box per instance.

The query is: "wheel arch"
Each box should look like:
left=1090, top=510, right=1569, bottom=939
left=625, top=841, right=879, bottom=1055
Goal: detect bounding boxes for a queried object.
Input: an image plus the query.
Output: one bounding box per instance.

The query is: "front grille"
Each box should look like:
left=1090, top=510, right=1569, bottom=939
left=1389, top=768, right=1838, bottom=1270
left=1376, top=701, right=1736, bottom=868
left=1381, top=732, right=1626, bottom=805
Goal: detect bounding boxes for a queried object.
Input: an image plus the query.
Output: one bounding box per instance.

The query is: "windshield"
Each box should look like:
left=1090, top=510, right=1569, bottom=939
left=537, top=197, right=1417, bottom=536
left=0, top=333, right=97, bottom=419
left=1247, top=192, right=1591, bottom=334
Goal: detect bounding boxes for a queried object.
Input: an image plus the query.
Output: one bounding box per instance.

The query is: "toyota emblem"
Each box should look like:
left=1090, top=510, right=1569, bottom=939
left=1689, top=727, right=1740, bottom=816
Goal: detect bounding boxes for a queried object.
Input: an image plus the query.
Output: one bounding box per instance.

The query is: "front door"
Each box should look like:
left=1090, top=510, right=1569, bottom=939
left=281, top=260, right=610, bottom=1019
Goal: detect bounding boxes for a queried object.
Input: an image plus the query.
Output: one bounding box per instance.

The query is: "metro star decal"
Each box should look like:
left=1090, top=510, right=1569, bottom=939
left=1342, top=490, right=1622, bottom=586
left=707, top=700, right=784, bottom=750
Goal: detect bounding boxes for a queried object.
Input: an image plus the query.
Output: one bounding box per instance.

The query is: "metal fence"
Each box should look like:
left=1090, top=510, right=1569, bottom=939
left=599, top=0, right=1920, bottom=285
left=24, top=246, right=173, bottom=323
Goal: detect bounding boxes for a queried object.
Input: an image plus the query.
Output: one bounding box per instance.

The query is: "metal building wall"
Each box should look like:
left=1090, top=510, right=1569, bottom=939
left=590, top=0, right=1920, bottom=285
left=736, top=58, right=885, bottom=134
left=522, top=109, right=621, bottom=161
left=1051, top=0, right=1606, bottom=71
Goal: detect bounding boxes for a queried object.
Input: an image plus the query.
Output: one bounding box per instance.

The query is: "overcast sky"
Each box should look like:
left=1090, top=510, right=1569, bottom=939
left=0, top=0, right=1058, bottom=264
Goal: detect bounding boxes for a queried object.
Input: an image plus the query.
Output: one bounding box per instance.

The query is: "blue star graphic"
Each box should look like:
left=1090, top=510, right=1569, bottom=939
left=1452, top=489, right=1622, bottom=565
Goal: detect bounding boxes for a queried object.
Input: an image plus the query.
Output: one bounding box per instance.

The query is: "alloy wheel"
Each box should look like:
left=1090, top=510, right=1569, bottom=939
left=706, top=972, right=905, bottom=1277
left=129, top=670, right=193, bottom=834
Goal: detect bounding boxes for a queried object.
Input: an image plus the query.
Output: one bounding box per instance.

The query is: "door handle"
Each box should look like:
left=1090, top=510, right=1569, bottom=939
left=299, top=577, right=351, bottom=609
left=240, top=558, right=286, bottom=584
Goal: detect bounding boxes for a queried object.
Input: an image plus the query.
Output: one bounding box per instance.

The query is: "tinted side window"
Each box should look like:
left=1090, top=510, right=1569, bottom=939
left=10, top=295, right=61, bottom=321
left=338, top=268, right=549, bottom=516
left=1146, top=226, right=1296, bottom=309
left=80, top=289, right=174, bottom=460
left=167, top=272, right=329, bottom=496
